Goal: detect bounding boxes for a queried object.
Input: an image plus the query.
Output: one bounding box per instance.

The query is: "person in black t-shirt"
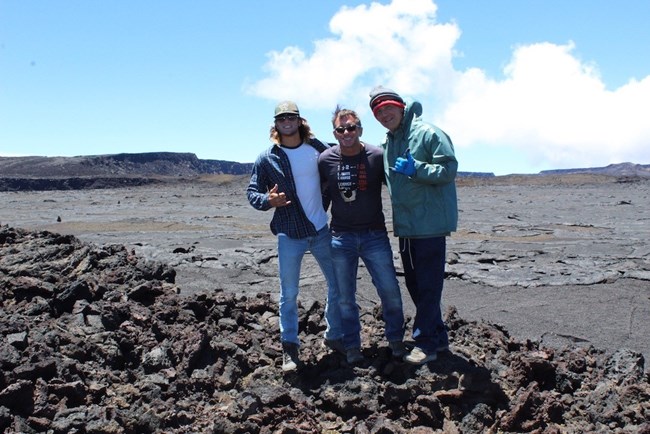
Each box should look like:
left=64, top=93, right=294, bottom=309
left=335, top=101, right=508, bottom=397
left=318, top=106, right=406, bottom=364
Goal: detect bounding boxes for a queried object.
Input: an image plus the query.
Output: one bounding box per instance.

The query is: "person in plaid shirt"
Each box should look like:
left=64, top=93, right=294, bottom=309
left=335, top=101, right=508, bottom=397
left=247, top=101, right=344, bottom=372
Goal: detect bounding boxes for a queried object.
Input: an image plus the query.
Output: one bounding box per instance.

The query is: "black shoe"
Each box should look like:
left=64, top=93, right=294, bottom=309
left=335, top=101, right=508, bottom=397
left=388, top=340, right=407, bottom=358
left=346, top=347, right=364, bottom=364
left=323, top=338, right=346, bottom=355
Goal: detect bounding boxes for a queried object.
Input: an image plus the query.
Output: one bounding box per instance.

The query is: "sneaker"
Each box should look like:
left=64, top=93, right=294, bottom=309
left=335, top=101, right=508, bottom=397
left=388, top=341, right=407, bottom=358
left=436, top=343, right=450, bottom=353
left=404, top=346, right=437, bottom=365
left=346, top=347, right=364, bottom=364
left=281, top=342, right=299, bottom=372
left=323, top=338, right=346, bottom=355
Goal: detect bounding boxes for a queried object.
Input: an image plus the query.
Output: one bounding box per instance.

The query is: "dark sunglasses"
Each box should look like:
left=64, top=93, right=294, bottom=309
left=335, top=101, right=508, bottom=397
left=334, top=124, right=359, bottom=134
left=275, top=115, right=299, bottom=122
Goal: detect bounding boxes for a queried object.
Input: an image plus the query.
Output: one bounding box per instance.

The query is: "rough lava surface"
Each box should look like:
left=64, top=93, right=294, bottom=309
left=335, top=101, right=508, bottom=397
left=1, top=225, right=649, bottom=433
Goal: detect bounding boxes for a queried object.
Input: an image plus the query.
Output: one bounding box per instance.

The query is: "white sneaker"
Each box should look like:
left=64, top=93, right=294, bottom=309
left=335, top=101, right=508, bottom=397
left=281, top=342, right=299, bottom=372
left=404, top=347, right=437, bottom=365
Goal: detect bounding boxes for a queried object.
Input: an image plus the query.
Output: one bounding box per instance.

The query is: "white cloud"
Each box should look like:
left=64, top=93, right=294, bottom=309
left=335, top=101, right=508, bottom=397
left=247, top=0, right=650, bottom=170
left=246, top=0, right=459, bottom=109
left=442, top=42, right=650, bottom=169
left=0, top=151, right=28, bottom=157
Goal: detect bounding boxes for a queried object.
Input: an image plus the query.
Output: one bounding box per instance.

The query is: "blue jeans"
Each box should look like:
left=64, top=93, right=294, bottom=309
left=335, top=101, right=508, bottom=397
left=331, top=230, right=405, bottom=349
left=399, top=236, right=449, bottom=352
left=277, top=226, right=343, bottom=345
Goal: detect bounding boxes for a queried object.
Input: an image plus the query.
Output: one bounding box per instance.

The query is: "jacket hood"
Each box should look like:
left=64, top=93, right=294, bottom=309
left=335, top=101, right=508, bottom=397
left=401, top=99, right=423, bottom=133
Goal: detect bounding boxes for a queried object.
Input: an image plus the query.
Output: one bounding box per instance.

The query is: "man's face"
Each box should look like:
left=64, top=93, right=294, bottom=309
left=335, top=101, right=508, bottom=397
left=333, top=114, right=362, bottom=152
left=373, top=104, right=403, bottom=132
left=274, top=114, right=300, bottom=136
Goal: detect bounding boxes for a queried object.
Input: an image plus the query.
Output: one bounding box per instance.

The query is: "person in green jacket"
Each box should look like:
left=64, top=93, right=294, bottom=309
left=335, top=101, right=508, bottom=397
left=369, top=86, right=459, bottom=365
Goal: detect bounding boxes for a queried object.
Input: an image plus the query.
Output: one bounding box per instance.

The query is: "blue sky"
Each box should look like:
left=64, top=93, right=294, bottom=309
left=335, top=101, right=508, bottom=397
left=2, top=0, right=649, bottom=175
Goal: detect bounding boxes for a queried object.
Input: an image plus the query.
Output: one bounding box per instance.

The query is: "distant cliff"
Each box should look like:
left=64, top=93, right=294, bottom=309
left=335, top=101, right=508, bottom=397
left=0, top=152, right=253, bottom=178
left=2, top=152, right=648, bottom=192
left=540, top=162, right=650, bottom=178
left=0, top=152, right=255, bottom=191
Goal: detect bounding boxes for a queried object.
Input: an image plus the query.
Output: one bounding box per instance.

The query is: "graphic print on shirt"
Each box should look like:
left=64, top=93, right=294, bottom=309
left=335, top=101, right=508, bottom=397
left=337, top=154, right=367, bottom=203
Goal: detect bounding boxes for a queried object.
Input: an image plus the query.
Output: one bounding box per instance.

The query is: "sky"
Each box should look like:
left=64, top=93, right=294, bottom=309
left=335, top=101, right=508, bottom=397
left=1, top=0, right=649, bottom=176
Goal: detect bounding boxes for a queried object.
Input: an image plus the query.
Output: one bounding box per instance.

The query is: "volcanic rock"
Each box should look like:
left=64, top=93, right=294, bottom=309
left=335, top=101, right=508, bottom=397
left=1, top=225, right=649, bottom=433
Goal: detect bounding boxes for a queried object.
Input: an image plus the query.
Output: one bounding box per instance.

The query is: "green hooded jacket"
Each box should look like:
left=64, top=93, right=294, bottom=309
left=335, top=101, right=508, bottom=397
left=380, top=99, right=458, bottom=238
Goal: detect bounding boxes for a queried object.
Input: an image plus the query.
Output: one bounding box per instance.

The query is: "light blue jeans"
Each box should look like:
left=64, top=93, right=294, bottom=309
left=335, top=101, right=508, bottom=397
left=330, top=229, right=405, bottom=349
left=277, top=226, right=343, bottom=345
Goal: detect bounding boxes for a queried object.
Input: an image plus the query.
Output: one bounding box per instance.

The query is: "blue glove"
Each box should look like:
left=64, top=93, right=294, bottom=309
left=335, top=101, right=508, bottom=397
left=392, top=149, right=416, bottom=176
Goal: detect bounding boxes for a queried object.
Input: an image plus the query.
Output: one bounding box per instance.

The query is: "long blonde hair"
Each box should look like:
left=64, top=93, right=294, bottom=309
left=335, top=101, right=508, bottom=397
left=269, top=117, right=315, bottom=145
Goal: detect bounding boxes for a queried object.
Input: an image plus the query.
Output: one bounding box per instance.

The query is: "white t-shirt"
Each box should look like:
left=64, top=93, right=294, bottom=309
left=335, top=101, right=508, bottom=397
left=282, top=143, right=328, bottom=231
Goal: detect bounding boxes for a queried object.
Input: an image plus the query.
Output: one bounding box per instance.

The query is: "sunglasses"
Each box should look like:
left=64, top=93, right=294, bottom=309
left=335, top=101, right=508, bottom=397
left=275, top=115, right=299, bottom=122
left=334, top=124, right=359, bottom=134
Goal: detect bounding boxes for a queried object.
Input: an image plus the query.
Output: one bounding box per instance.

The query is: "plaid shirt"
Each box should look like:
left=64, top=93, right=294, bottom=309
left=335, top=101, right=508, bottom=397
left=247, top=138, right=330, bottom=239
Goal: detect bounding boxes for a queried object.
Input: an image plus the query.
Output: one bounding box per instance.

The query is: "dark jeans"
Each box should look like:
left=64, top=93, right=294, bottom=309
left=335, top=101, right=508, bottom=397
left=399, top=236, right=449, bottom=352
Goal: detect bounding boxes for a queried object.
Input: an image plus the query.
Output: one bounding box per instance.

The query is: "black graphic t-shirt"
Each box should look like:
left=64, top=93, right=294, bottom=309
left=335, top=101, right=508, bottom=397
left=336, top=153, right=366, bottom=202
left=318, top=143, right=387, bottom=232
